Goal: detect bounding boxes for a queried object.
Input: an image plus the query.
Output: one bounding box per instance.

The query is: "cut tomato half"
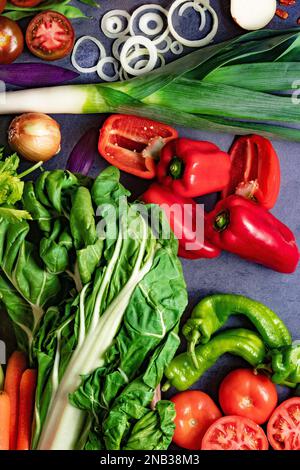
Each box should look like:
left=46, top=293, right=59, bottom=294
left=222, top=135, right=280, bottom=209
left=26, top=11, right=75, bottom=61
left=10, top=0, right=42, bottom=5
left=201, top=415, right=269, bottom=450
left=98, top=115, right=178, bottom=179
left=267, top=398, right=300, bottom=450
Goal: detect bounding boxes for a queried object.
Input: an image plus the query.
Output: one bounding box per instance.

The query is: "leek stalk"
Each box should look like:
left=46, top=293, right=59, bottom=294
left=2, top=29, right=300, bottom=140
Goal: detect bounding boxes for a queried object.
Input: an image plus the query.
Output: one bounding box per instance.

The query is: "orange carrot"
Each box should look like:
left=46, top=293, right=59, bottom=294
left=16, top=369, right=37, bottom=451
left=4, top=351, right=27, bottom=450
left=0, top=391, right=10, bottom=450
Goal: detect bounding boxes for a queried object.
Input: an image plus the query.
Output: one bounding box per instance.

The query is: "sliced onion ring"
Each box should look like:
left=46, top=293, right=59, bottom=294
left=139, top=12, right=164, bottom=36
left=71, top=36, right=106, bottom=74
left=120, top=36, right=158, bottom=76
left=129, top=4, right=170, bottom=46
left=170, top=41, right=184, bottom=55
left=154, top=36, right=172, bottom=53
left=179, top=0, right=207, bottom=32
left=97, top=57, right=120, bottom=82
left=106, top=16, right=123, bottom=34
left=101, top=9, right=131, bottom=39
left=168, top=0, right=218, bottom=48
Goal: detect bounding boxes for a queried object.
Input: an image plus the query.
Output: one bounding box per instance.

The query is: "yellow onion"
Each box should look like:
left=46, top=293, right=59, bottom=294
left=8, top=113, right=61, bottom=162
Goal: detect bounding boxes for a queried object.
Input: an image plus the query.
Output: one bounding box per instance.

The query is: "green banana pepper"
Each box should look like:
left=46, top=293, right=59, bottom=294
left=163, top=328, right=266, bottom=391
left=269, top=342, right=300, bottom=388
left=183, top=294, right=291, bottom=366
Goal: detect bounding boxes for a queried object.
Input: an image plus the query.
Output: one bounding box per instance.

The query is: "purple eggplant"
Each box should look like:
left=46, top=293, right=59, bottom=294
left=0, top=63, right=79, bottom=87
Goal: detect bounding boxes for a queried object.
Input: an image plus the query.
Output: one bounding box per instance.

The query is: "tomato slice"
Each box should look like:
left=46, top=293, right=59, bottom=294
left=267, top=398, right=300, bottom=450
left=201, top=416, right=269, bottom=450
left=26, top=11, right=75, bottom=61
left=170, top=391, right=222, bottom=450
left=98, top=115, right=178, bottom=179
left=0, top=17, right=24, bottom=65
left=10, top=0, right=42, bottom=5
left=0, top=0, right=6, bottom=14
left=222, top=135, right=280, bottom=209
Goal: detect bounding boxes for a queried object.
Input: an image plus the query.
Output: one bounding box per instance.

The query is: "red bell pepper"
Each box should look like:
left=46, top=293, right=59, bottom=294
left=98, top=115, right=178, bottom=179
left=222, top=135, right=281, bottom=209
left=205, top=195, right=299, bottom=273
left=156, top=138, right=231, bottom=198
left=141, top=183, right=221, bottom=260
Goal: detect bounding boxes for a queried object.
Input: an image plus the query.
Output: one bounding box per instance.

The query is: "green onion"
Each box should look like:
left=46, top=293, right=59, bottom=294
left=2, top=29, right=300, bottom=141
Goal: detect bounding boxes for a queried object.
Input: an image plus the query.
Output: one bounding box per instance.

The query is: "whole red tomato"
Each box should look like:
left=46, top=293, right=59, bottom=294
left=170, top=390, right=222, bottom=450
left=0, top=0, right=7, bottom=14
left=219, top=368, right=278, bottom=425
left=0, top=17, right=24, bottom=65
left=9, top=0, right=42, bottom=5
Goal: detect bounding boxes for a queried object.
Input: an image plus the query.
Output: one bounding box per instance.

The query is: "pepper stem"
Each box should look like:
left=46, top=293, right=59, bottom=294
left=214, top=210, right=230, bottom=232
left=18, top=160, right=43, bottom=179
left=168, top=157, right=184, bottom=180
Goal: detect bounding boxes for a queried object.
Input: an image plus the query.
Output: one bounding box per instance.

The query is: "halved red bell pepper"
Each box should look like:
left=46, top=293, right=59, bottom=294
left=205, top=195, right=299, bottom=273
left=141, top=183, right=221, bottom=259
left=98, top=115, right=178, bottom=179
left=222, top=135, right=281, bottom=209
left=156, top=138, right=231, bottom=198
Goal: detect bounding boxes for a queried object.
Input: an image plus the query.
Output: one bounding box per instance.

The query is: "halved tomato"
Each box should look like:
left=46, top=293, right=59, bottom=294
left=0, top=0, right=6, bottom=14
left=222, top=135, right=280, bottom=210
left=26, top=11, right=75, bottom=61
left=267, top=398, right=300, bottom=450
left=10, top=0, right=42, bottom=5
left=170, top=390, right=222, bottom=450
left=201, top=416, right=269, bottom=450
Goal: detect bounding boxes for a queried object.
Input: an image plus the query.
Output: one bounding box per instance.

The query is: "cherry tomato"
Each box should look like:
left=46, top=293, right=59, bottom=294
left=0, top=17, right=24, bottom=65
left=10, top=0, right=42, bottom=5
left=0, top=0, right=7, bottom=14
left=170, top=391, right=222, bottom=450
left=219, top=368, right=278, bottom=425
left=267, top=398, right=300, bottom=450
left=26, top=11, right=75, bottom=61
left=201, top=416, right=269, bottom=450
left=222, top=135, right=281, bottom=210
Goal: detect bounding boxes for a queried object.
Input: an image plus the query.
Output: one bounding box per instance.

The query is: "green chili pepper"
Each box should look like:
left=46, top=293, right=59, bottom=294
left=183, top=294, right=291, bottom=367
left=269, top=342, right=300, bottom=388
left=163, top=328, right=266, bottom=392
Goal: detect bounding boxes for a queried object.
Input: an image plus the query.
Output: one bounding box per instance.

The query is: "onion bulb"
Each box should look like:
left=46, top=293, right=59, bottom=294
left=231, top=0, right=276, bottom=31
left=8, top=113, right=61, bottom=162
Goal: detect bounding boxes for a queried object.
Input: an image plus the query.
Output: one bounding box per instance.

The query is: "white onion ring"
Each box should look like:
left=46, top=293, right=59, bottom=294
left=101, top=9, right=131, bottom=39
left=168, top=0, right=218, bottom=48
left=154, top=36, right=172, bottom=53
left=179, top=0, right=207, bottom=32
left=170, top=41, right=184, bottom=55
left=106, top=16, right=123, bottom=34
left=129, top=4, right=170, bottom=46
left=97, top=57, right=120, bottom=82
left=139, top=12, right=164, bottom=36
left=112, top=36, right=141, bottom=60
left=71, top=36, right=106, bottom=74
left=120, top=36, right=158, bottom=76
